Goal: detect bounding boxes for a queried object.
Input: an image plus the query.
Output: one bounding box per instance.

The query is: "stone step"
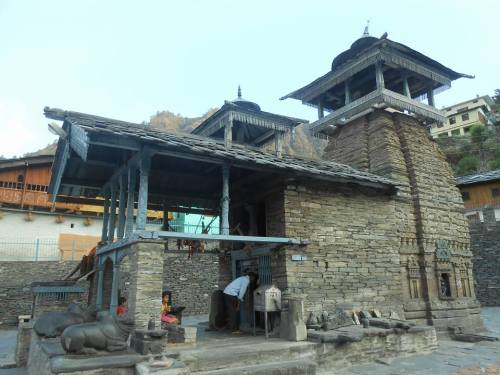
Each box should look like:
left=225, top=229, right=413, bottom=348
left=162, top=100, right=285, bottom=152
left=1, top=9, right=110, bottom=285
left=180, top=341, right=316, bottom=373
left=193, top=359, right=317, bottom=375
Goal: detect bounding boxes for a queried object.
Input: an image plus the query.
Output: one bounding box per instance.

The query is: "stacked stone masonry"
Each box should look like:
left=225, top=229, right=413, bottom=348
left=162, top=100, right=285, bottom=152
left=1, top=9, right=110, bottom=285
left=320, top=110, right=483, bottom=331
left=0, top=261, right=79, bottom=325
left=470, top=207, right=500, bottom=306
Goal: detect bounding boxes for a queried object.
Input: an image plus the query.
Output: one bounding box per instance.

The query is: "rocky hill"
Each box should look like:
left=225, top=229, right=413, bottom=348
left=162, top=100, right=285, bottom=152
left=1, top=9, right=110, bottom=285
left=149, top=110, right=326, bottom=159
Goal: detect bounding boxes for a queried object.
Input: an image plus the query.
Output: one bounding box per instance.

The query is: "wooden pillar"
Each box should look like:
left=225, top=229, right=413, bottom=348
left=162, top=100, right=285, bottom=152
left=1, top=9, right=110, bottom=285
left=317, top=99, right=324, bottom=119
left=427, top=87, right=435, bottom=107
left=345, top=80, right=351, bottom=105
left=274, top=131, right=283, bottom=158
left=125, top=166, right=136, bottom=237
left=224, top=113, right=233, bottom=148
left=117, top=173, right=127, bottom=239
left=136, top=153, right=151, bottom=231
left=108, top=185, right=117, bottom=242
left=101, top=192, right=111, bottom=243
left=162, top=201, right=169, bottom=231
left=96, top=260, right=104, bottom=310
left=110, top=252, right=120, bottom=316
left=221, top=164, right=230, bottom=235
left=403, top=73, right=411, bottom=98
left=375, top=62, right=385, bottom=90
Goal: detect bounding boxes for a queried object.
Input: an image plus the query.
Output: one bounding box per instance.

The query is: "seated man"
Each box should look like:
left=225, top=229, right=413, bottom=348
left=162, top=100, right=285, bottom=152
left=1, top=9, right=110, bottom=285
left=223, top=272, right=258, bottom=334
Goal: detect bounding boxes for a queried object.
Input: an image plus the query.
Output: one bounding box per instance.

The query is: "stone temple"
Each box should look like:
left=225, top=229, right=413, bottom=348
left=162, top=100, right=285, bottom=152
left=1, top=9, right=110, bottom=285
left=280, top=31, right=483, bottom=330
left=33, top=30, right=485, bottom=374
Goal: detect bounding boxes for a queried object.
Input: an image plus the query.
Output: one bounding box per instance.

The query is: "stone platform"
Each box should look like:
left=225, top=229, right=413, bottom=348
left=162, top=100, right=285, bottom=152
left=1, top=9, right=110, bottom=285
left=27, top=333, right=145, bottom=375
left=161, top=322, right=437, bottom=374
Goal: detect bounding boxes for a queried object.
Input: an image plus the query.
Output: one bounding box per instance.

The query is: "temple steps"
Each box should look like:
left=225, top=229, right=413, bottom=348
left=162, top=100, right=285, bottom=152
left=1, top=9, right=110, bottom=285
left=193, top=360, right=317, bottom=375
left=178, top=339, right=317, bottom=374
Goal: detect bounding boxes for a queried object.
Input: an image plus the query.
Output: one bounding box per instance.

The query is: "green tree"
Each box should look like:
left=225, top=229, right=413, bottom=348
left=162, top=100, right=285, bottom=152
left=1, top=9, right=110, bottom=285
left=457, top=155, right=479, bottom=176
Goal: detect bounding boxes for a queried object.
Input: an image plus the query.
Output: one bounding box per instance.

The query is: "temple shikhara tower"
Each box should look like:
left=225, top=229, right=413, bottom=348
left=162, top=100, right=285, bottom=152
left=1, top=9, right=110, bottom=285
left=282, top=30, right=483, bottom=330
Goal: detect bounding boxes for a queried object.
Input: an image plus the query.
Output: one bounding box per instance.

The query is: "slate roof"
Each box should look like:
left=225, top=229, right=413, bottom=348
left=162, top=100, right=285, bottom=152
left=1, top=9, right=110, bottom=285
left=456, top=170, right=500, bottom=186
left=44, top=107, right=398, bottom=191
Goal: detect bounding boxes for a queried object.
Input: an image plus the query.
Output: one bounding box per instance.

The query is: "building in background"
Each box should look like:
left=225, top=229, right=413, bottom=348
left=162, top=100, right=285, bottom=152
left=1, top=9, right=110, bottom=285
left=456, top=169, right=500, bottom=222
left=430, top=95, right=495, bottom=138
left=0, top=154, right=183, bottom=260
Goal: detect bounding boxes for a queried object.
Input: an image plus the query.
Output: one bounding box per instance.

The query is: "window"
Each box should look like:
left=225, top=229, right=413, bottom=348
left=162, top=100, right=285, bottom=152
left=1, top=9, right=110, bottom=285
left=492, top=188, right=500, bottom=197
left=437, top=122, right=444, bottom=128
left=451, top=129, right=460, bottom=136
left=461, top=113, right=470, bottom=121
left=17, top=174, right=24, bottom=183
left=461, top=191, right=470, bottom=200
left=449, top=117, right=456, bottom=125
left=464, top=126, right=471, bottom=134
left=438, top=133, right=448, bottom=138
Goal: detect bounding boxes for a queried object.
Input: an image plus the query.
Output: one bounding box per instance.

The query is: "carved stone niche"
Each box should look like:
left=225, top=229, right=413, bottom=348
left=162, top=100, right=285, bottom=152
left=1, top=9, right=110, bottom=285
left=435, top=240, right=454, bottom=300
left=453, top=258, right=472, bottom=298
left=407, top=256, right=421, bottom=299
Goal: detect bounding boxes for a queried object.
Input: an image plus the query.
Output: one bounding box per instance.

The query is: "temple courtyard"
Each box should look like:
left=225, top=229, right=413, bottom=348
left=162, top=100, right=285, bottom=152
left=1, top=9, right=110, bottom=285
left=0, top=308, right=498, bottom=375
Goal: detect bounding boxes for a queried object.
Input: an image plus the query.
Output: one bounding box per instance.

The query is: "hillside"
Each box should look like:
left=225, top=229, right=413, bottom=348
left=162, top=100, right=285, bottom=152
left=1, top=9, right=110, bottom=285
left=437, top=125, right=500, bottom=176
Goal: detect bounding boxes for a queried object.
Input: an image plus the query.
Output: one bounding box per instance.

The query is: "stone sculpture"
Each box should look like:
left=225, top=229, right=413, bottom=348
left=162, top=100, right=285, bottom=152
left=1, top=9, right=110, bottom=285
left=61, top=311, right=134, bottom=354
left=33, top=303, right=96, bottom=338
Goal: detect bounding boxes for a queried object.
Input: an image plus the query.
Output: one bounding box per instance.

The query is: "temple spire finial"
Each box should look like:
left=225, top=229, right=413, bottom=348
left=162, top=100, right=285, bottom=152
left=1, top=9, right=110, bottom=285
left=237, top=85, right=242, bottom=99
left=363, top=20, right=370, bottom=37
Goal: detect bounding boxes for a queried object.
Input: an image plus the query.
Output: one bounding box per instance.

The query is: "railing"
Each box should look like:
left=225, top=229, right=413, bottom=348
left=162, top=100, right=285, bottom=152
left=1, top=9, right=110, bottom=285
left=145, top=218, right=220, bottom=235
left=0, top=238, right=98, bottom=261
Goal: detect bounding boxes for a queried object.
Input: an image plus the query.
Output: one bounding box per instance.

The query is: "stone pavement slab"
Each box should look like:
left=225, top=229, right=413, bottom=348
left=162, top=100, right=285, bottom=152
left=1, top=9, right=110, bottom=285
left=0, top=330, right=16, bottom=369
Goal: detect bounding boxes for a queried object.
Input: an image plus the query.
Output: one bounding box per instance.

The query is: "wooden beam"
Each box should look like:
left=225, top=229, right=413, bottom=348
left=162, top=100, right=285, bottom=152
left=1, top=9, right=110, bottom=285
left=403, top=73, right=411, bottom=98
left=221, top=163, right=230, bottom=235
left=427, top=88, right=435, bottom=107
left=251, top=129, right=274, bottom=146
left=108, top=185, right=117, bottom=242
left=135, top=151, right=152, bottom=231
left=138, top=230, right=308, bottom=245
left=125, top=166, right=136, bottom=237
left=101, top=192, right=111, bottom=243
left=318, top=98, right=324, bottom=119
left=116, top=173, right=127, bottom=239
left=345, top=80, right=352, bottom=105
left=375, top=62, right=385, bottom=90
left=224, top=112, right=233, bottom=148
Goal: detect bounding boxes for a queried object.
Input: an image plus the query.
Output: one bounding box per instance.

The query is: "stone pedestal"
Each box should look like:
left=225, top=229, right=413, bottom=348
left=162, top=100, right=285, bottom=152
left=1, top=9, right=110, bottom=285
left=127, top=241, right=164, bottom=330
left=280, top=293, right=307, bottom=341
left=15, top=315, right=33, bottom=367
left=166, top=326, right=197, bottom=344
left=130, top=330, right=168, bottom=355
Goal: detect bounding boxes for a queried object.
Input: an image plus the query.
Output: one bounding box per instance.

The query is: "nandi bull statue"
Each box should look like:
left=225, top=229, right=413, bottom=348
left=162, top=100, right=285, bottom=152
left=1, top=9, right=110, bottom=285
left=61, top=311, right=135, bottom=354
left=33, top=303, right=97, bottom=338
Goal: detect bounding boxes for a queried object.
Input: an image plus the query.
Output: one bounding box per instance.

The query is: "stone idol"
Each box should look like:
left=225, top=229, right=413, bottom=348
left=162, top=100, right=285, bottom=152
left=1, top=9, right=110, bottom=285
left=61, top=311, right=135, bottom=354
left=33, top=303, right=96, bottom=338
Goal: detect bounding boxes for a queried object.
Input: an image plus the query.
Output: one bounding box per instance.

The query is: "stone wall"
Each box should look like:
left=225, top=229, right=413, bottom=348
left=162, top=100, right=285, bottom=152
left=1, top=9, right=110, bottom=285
left=0, top=261, right=79, bottom=325
left=470, top=207, right=500, bottom=306
left=281, top=181, right=405, bottom=316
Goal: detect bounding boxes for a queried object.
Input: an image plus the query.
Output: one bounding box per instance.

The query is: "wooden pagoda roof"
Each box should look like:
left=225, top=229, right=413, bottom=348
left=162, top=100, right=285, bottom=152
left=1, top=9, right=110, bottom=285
left=281, top=36, right=473, bottom=105
left=192, top=100, right=306, bottom=136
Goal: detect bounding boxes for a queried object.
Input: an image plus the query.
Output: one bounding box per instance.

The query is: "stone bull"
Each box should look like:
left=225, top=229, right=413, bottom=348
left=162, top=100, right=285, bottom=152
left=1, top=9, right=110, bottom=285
left=61, top=311, right=134, bottom=354
left=33, top=303, right=96, bottom=338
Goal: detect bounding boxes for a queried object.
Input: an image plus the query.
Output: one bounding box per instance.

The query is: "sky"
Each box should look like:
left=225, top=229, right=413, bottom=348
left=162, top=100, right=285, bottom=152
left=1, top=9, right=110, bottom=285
left=1, top=0, right=499, bottom=158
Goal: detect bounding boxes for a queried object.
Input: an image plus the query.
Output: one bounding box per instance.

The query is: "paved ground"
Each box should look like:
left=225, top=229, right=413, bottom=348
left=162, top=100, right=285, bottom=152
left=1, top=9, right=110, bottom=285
left=334, top=307, right=500, bottom=375
left=0, top=309, right=498, bottom=375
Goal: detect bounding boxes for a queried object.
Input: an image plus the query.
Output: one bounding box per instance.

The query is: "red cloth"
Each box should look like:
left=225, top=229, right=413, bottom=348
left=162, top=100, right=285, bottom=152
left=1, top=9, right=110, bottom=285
left=116, top=306, right=126, bottom=316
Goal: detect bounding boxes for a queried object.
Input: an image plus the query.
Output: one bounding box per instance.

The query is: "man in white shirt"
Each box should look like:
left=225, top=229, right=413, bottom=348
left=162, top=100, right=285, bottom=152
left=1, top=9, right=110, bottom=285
left=223, top=272, right=258, bottom=333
